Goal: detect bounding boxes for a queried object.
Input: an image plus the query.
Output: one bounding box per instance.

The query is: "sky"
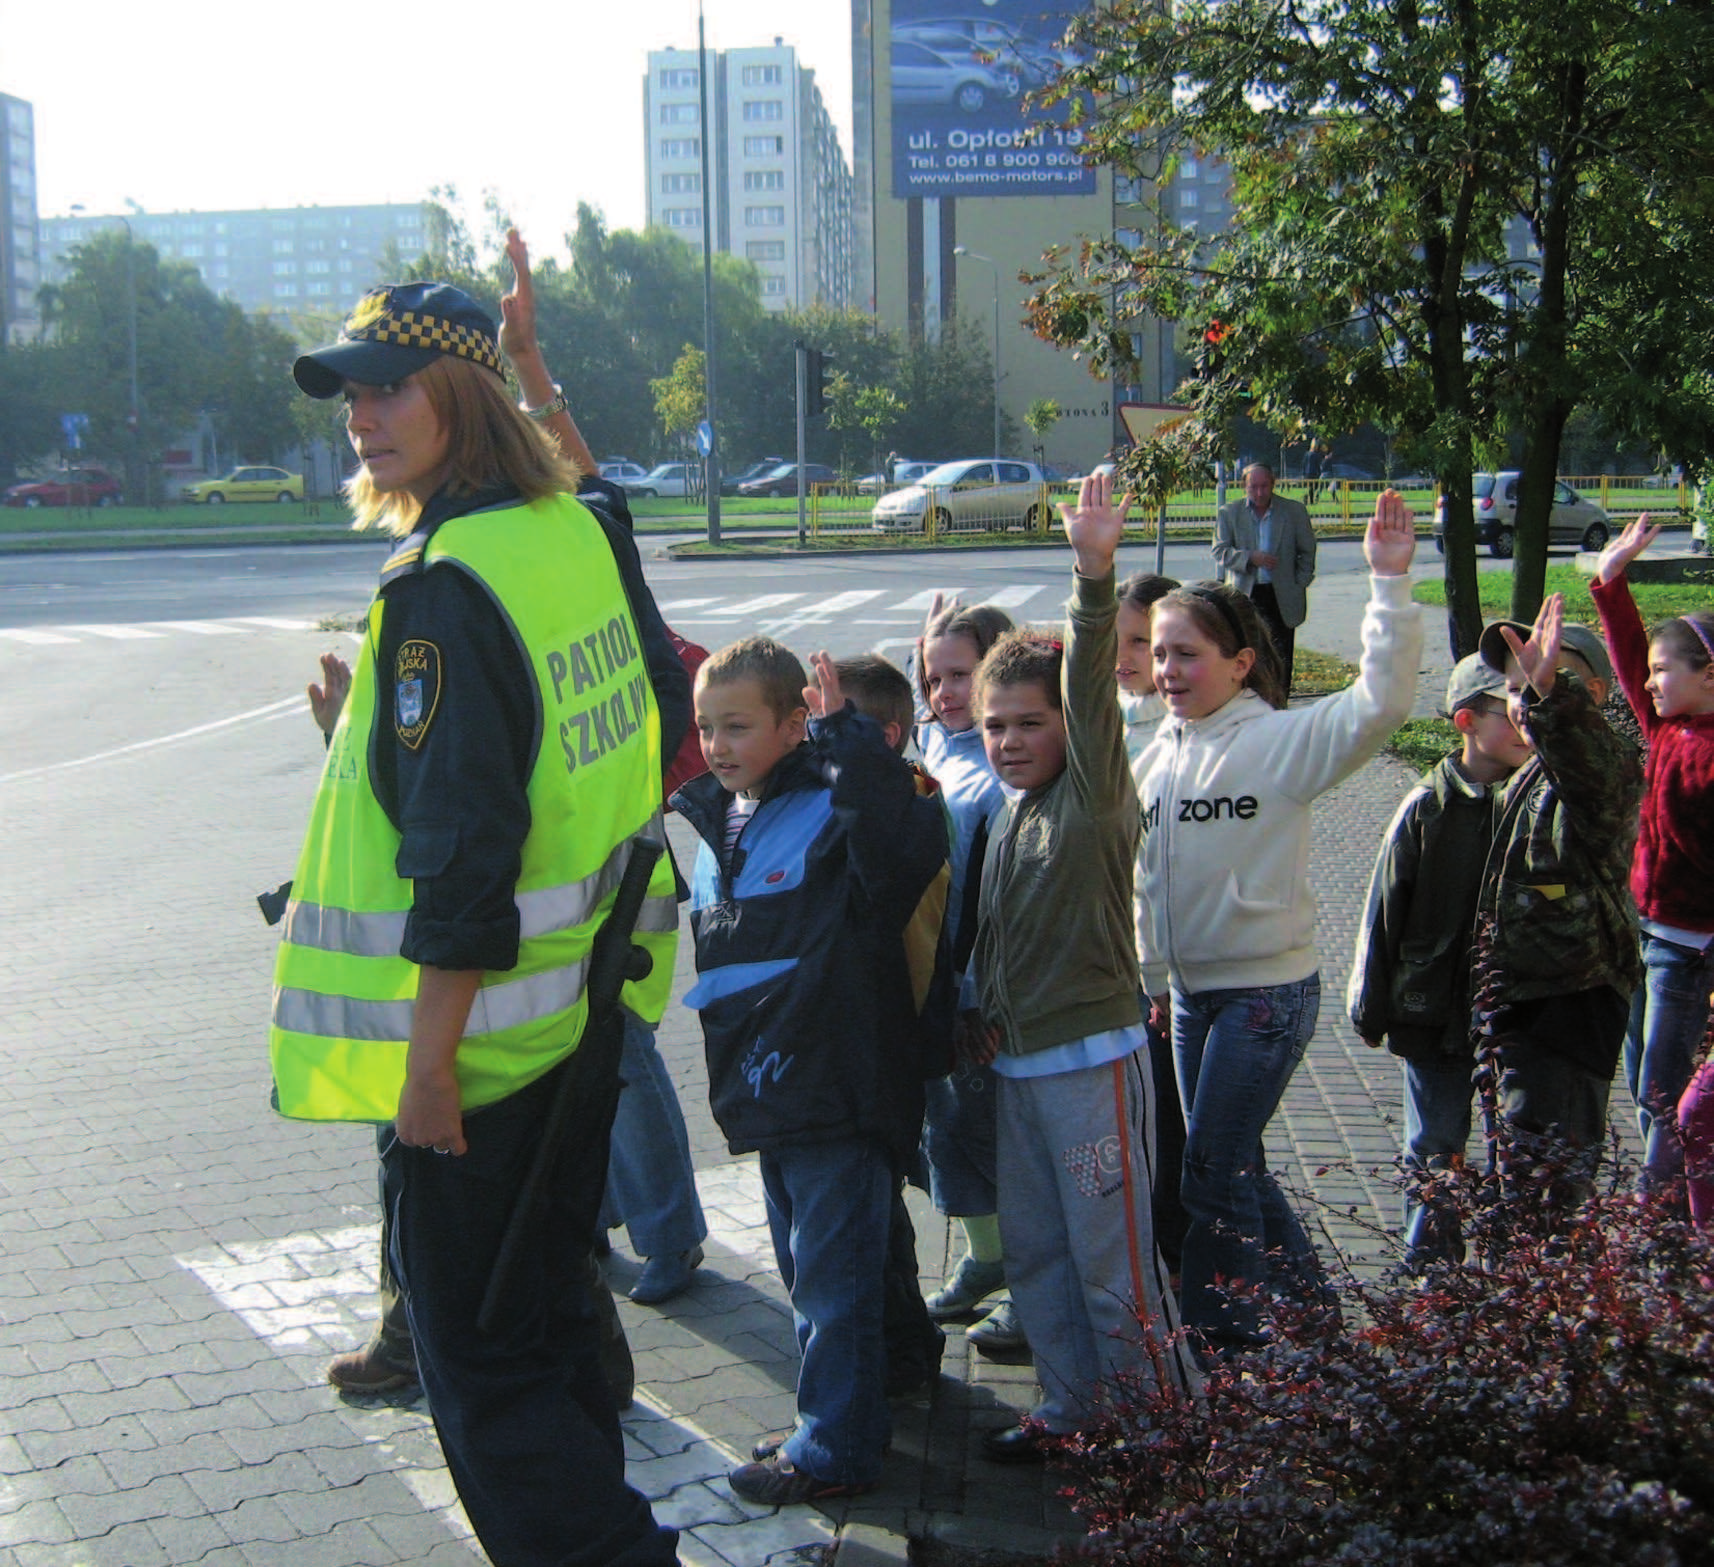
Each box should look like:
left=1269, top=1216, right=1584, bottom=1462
left=4, top=0, right=854, bottom=263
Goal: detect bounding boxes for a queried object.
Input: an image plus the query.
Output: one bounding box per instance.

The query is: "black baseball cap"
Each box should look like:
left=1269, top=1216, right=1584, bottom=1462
left=293, top=282, right=504, bottom=399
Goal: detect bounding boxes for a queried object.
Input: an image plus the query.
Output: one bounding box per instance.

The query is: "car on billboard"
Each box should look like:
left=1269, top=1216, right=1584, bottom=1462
left=1431, top=472, right=1611, bottom=558
left=894, top=16, right=1070, bottom=94
left=3, top=468, right=123, bottom=507
left=183, top=466, right=303, bottom=503
left=891, top=40, right=1015, bottom=113
left=871, top=458, right=1052, bottom=533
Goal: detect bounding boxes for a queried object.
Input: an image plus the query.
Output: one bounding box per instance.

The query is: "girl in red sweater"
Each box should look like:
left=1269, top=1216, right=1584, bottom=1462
left=1589, top=516, right=1714, bottom=1218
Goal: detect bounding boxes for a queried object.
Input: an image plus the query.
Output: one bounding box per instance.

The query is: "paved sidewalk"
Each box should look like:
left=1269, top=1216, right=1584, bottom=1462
left=1, top=583, right=1500, bottom=1567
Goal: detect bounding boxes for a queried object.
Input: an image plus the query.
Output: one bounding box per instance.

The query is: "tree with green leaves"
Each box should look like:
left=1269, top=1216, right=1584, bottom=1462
left=828, top=375, right=906, bottom=478
left=1030, top=0, right=1714, bottom=654
left=1024, top=398, right=1062, bottom=467
left=37, top=230, right=301, bottom=502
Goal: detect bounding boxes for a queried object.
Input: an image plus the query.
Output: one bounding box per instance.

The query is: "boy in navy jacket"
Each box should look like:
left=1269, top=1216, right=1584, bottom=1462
left=672, top=636, right=948, bottom=1506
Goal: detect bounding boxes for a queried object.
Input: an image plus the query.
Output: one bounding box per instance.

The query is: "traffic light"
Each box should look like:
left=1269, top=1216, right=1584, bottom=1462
left=806, top=348, right=834, bottom=417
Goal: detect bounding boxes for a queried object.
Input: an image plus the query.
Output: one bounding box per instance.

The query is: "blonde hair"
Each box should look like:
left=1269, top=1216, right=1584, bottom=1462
left=346, top=356, right=584, bottom=536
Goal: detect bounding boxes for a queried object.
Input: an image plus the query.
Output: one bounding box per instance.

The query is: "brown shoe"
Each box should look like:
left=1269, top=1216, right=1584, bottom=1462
left=327, top=1342, right=418, bottom=1394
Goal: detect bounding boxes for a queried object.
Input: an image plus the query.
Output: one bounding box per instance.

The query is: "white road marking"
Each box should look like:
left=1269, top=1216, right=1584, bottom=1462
left=893, top=588, right=963, bottom=611
left=146, top=619, right=244, bottom=635
left=60, top=622, right=164, bottom=639
left=701, top=593, right=805, bottom=618
left=176, top=1162, right=833, bottom=1567
left=0, top=627, right=76, bottom=644
left=230, top=615, right=319, bottom=630
left=0, top=695, right=308, bottom=785
left=983, top=584, right=1050, bottom=609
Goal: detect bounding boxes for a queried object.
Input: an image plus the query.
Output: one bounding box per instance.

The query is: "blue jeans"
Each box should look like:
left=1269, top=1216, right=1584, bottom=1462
left=382, top=1050, right=678, bottom=1567
left=600, top=1013, right=708, bottom=1256
left=1400, top=1056, right=1476, bottom=1267
left=1173, top=976, right=1323, bottom=1351
left=921, top=1058, right=1000, bottom=1216
left=761, top=1137, right=892, bottom=1485
left=1624, top=933, right=1714, bottom=1188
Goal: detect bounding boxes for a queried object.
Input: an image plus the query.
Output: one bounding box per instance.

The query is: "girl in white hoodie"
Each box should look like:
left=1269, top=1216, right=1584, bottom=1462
left=1133, top=492, right=1422, bottom=1355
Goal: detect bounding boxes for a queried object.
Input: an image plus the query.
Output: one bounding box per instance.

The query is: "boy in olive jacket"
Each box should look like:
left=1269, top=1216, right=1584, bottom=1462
left=964, top=477, right=1200, bottom=1464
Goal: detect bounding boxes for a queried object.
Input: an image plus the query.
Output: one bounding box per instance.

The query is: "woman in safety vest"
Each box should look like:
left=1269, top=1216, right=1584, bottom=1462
left=272, top=258, right=679, bottom=1567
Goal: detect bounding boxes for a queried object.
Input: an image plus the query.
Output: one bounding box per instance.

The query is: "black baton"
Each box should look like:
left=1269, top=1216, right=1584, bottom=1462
left=478, top=835, right=664, bottom=1334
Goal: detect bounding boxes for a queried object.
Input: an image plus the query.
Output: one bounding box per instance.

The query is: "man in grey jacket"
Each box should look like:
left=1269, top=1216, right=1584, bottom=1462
left=1212, top=463, right=1317, bottom=688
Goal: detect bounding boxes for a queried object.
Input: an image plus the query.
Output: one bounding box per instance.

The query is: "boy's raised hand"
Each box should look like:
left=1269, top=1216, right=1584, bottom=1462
left=1593, top=513, right=1661, bottom=587
left=1060, top=469, right=1130, bottom=578
left=1363, top=488, right=1417, bottom=577
left=803, top=649, right=844, bottom=719
left=1499, top=591, right=1565, bottom=699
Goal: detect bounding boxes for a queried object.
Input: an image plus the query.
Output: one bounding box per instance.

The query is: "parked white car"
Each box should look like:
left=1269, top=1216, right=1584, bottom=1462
left=597, top=461, right=650, bottom=489
left=629, top=463, right=696, bottom=499
left=871, top=458, right=1052, bottom=533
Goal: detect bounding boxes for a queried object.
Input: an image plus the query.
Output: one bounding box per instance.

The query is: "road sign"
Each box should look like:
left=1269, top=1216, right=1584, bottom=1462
left=60, top=412, right=90, bottom=451
left=695, top=420, right=713, bottom=457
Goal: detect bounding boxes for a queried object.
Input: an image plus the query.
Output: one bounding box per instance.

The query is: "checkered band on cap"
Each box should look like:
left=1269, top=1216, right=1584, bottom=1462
left=340, top=289, right=504, bottom=379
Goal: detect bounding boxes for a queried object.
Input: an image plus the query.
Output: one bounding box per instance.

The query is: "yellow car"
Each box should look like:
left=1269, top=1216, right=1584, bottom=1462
left=183, top=466, right=304, bottom=504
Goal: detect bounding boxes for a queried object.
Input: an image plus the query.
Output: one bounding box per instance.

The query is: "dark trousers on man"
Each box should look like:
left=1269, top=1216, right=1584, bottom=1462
left=1250, top=582, right=1296, bottom=690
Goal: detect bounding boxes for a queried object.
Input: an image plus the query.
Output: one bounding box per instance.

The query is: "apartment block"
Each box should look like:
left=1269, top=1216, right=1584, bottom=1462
left=40, top=203, right=430, bottom=320
left=644, top=41, right=852, bottom=311
left=1, top=93, right=41, bottom=343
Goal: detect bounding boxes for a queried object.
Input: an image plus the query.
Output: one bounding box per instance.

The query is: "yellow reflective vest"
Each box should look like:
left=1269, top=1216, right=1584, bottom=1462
left=269, top=493, right=677, bottom=1122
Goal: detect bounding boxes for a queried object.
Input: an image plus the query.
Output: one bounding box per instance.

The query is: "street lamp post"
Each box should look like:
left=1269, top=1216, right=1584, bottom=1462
left=953, top=245, right=1001, bottom=458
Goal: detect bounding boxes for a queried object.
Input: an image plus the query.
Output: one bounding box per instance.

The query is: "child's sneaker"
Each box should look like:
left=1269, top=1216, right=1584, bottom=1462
left=924, top=1255, right=1005, bottom=1320
left=728, top=1454, right=876, bottom=1506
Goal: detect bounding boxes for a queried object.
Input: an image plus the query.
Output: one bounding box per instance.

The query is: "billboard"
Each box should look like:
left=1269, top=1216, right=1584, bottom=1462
left=889, top=1, right=1094, bottom=200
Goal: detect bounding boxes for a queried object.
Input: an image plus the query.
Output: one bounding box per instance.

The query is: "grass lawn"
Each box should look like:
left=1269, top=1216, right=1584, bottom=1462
left=1411, top=561, right=1714, bottom=623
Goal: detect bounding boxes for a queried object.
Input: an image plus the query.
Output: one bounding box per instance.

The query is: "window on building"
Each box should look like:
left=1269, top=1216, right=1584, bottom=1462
left=661, top=137, right=701, bottom=159
left=660, top=103, right=699, bottom=124
left=1180, top=156, right=1199, bottom=178
left=307, top=282, right=333, bottom=296
left=306, top=259, right=332, bottom=274
left=744, top=170, right=785, bottom=192
left=180, top=242, right=204, bottom=258
left=743, top=135, right=785, bottom=157
left=273, top=261, right=296, bottom=276
left=273, top=238, right=294, bottom=254
left=741, top=64, right=783, bottom=86
left=741, top=100, right=784, bottom=122
left=761, top=276, right=787, bottom=296
left=744, top=205, right=786, bottom=226
left=659, top=67, right=699, bottom=89
left=1178, top=187, right=1198, bottom=208
left=661, top=173, right=702, bottom=194
left=746, top=240, right=786, bottom=260
left=663, top=207, right=703, bottom=228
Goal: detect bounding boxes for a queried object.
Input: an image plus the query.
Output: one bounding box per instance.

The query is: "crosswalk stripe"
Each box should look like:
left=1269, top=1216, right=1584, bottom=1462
left=146, top=620, right=244, bottom=635
left=0, top=627, right=77, bottom=645
left=984, top=584, right=1050, bottom=609
left=701, top=593, right=804, bottom=618
left=806, top=589, right=888, bottom=614
left=63, top=623, right=164, bottom=639
left=656, top=597, right=720, bottom=612
left=893, top=588, right=962, bottom=611
left=230, top=616, right=318, bottom=630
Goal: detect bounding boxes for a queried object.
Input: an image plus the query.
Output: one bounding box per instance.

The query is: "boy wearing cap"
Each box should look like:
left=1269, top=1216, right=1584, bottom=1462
left=1348, top=653, right=1533, bottom=1267
left=1475, top=595, right=1643, bottom=1206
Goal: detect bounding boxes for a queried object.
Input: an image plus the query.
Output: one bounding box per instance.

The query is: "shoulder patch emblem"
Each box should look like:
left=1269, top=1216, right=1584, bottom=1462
left=395, top=638, right=442, bottom=750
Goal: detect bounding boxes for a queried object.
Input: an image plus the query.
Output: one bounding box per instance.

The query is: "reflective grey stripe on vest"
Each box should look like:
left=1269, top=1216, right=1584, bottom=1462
left=274, top=953, right=593, bottom=1043
left=283, top=830, right=670, bottom=955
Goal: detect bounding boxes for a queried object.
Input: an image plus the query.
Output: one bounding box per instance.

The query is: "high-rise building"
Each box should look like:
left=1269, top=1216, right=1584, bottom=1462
left=39, top=203, right=430, bottom=320
left=1, top=93, right=41, bottom=344
left=644, top=41, right=852, bottom=312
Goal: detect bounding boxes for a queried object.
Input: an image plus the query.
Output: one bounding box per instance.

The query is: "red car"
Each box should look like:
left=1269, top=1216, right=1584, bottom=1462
left=3, top=469, right=124, bottom=508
